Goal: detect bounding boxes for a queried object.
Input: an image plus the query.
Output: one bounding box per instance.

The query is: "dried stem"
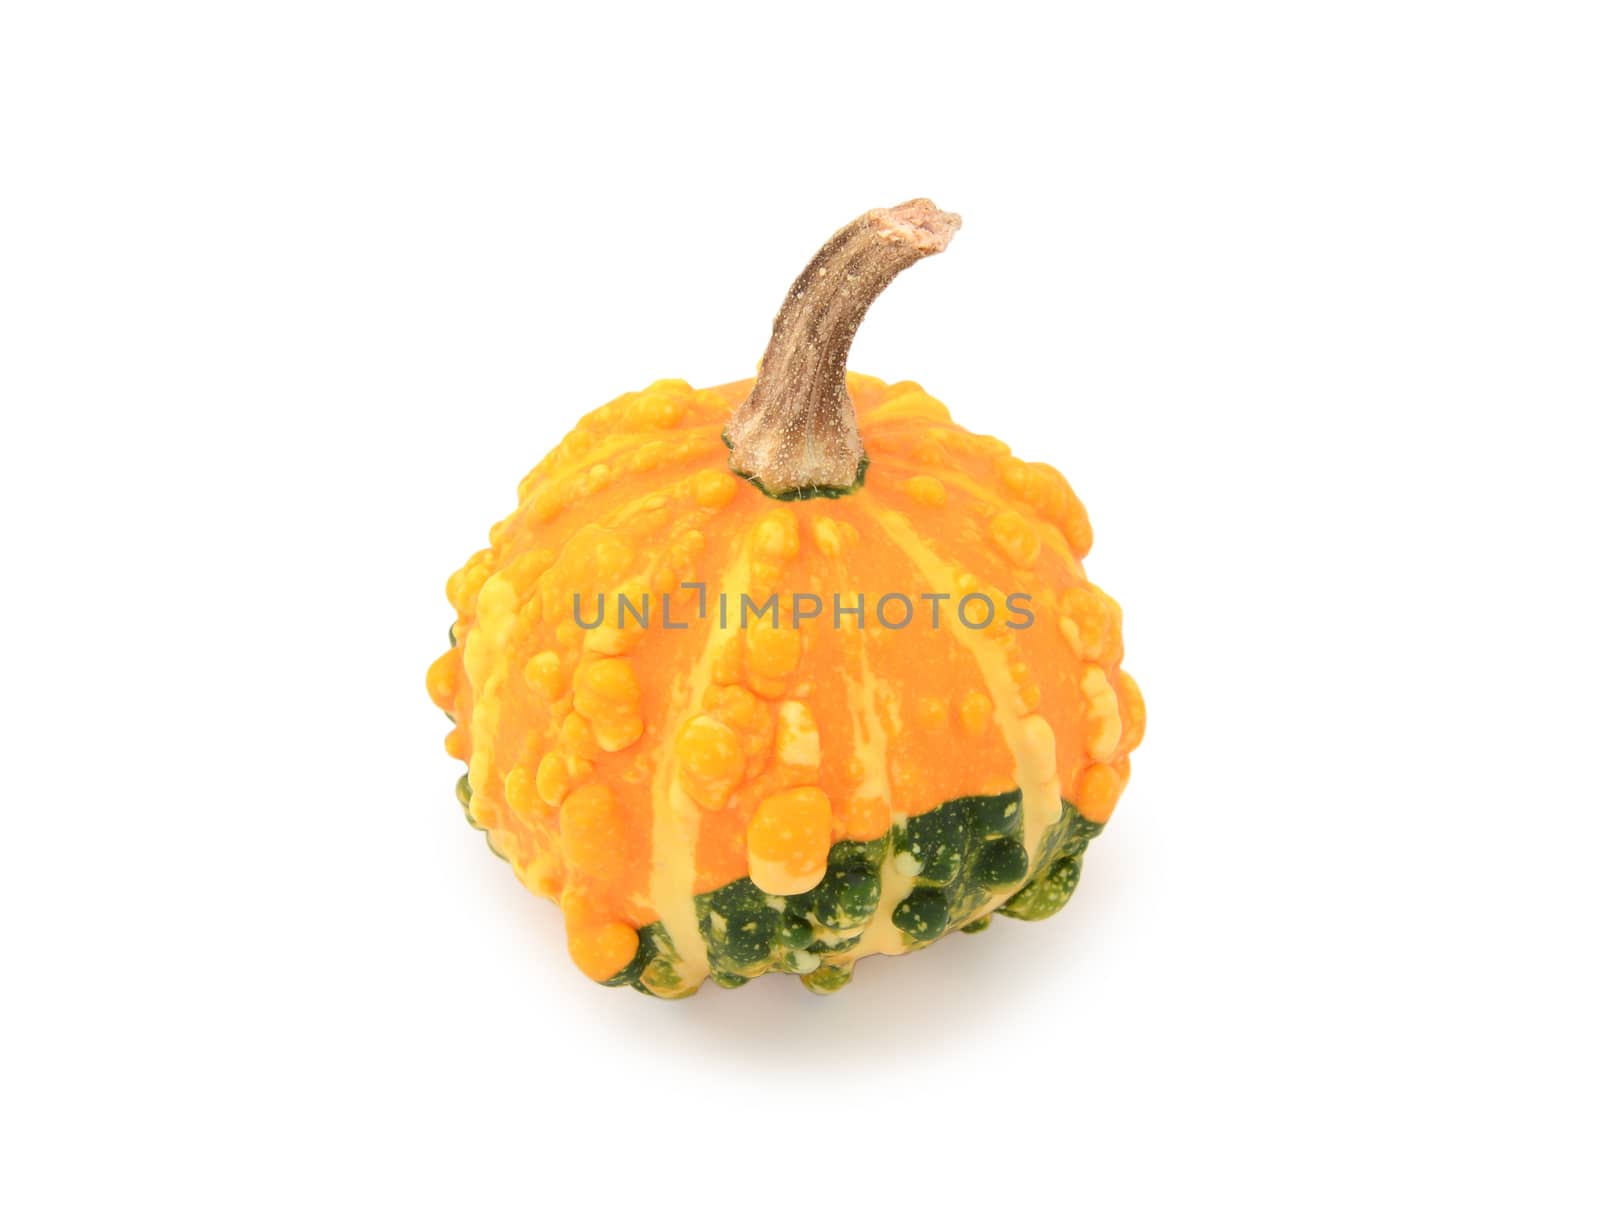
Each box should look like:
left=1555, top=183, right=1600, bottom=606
left=724, top=199, right=961, bottom=498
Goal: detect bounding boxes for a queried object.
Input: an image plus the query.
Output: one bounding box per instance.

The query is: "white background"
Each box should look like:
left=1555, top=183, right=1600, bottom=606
left=3, top=2, right=1597, bottom=1208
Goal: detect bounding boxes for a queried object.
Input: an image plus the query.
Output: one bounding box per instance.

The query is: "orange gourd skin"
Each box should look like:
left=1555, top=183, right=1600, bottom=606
left=427, top=373, right=1144, bottom=994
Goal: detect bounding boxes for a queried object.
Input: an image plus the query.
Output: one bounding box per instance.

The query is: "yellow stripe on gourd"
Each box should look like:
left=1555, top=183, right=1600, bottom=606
left=645, top=543, right=755, bottom=986
left=775, top=701, right=821, bottom=772
left=865, top=505, right=1064, bottom=862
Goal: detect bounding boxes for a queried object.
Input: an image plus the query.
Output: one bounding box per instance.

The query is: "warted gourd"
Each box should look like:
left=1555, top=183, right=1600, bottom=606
left=427, top=200, right=1144, bottom=995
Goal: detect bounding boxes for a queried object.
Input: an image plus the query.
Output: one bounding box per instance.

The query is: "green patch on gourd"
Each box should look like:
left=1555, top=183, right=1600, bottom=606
left=800, top=962, right=854, bottom=993
left=972, top=837, right=1029, bottom=888
left=778, top=914, right=815, bottom=949
left=996, top=807, right=1103, bottom=923
left=997, top=855, right=1084, bottom=922
left=892, top=886, right=951, bottom=941
left=695, top=836, right=888, bottom=982
left=634, top=789, right=1107, bottom=994
left=908, top=790, right=1027, bottom=939
left=894, top=806, right=970, bottom=885
left=619, top=922, right=695, bottom=998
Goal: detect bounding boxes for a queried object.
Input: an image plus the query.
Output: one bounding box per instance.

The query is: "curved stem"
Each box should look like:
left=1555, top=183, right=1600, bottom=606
left=725, top=198, right=961, bottom=498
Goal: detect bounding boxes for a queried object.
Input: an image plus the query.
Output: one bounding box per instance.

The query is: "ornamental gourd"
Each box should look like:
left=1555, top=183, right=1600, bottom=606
left=426, top=200, right=1145, bottom=995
